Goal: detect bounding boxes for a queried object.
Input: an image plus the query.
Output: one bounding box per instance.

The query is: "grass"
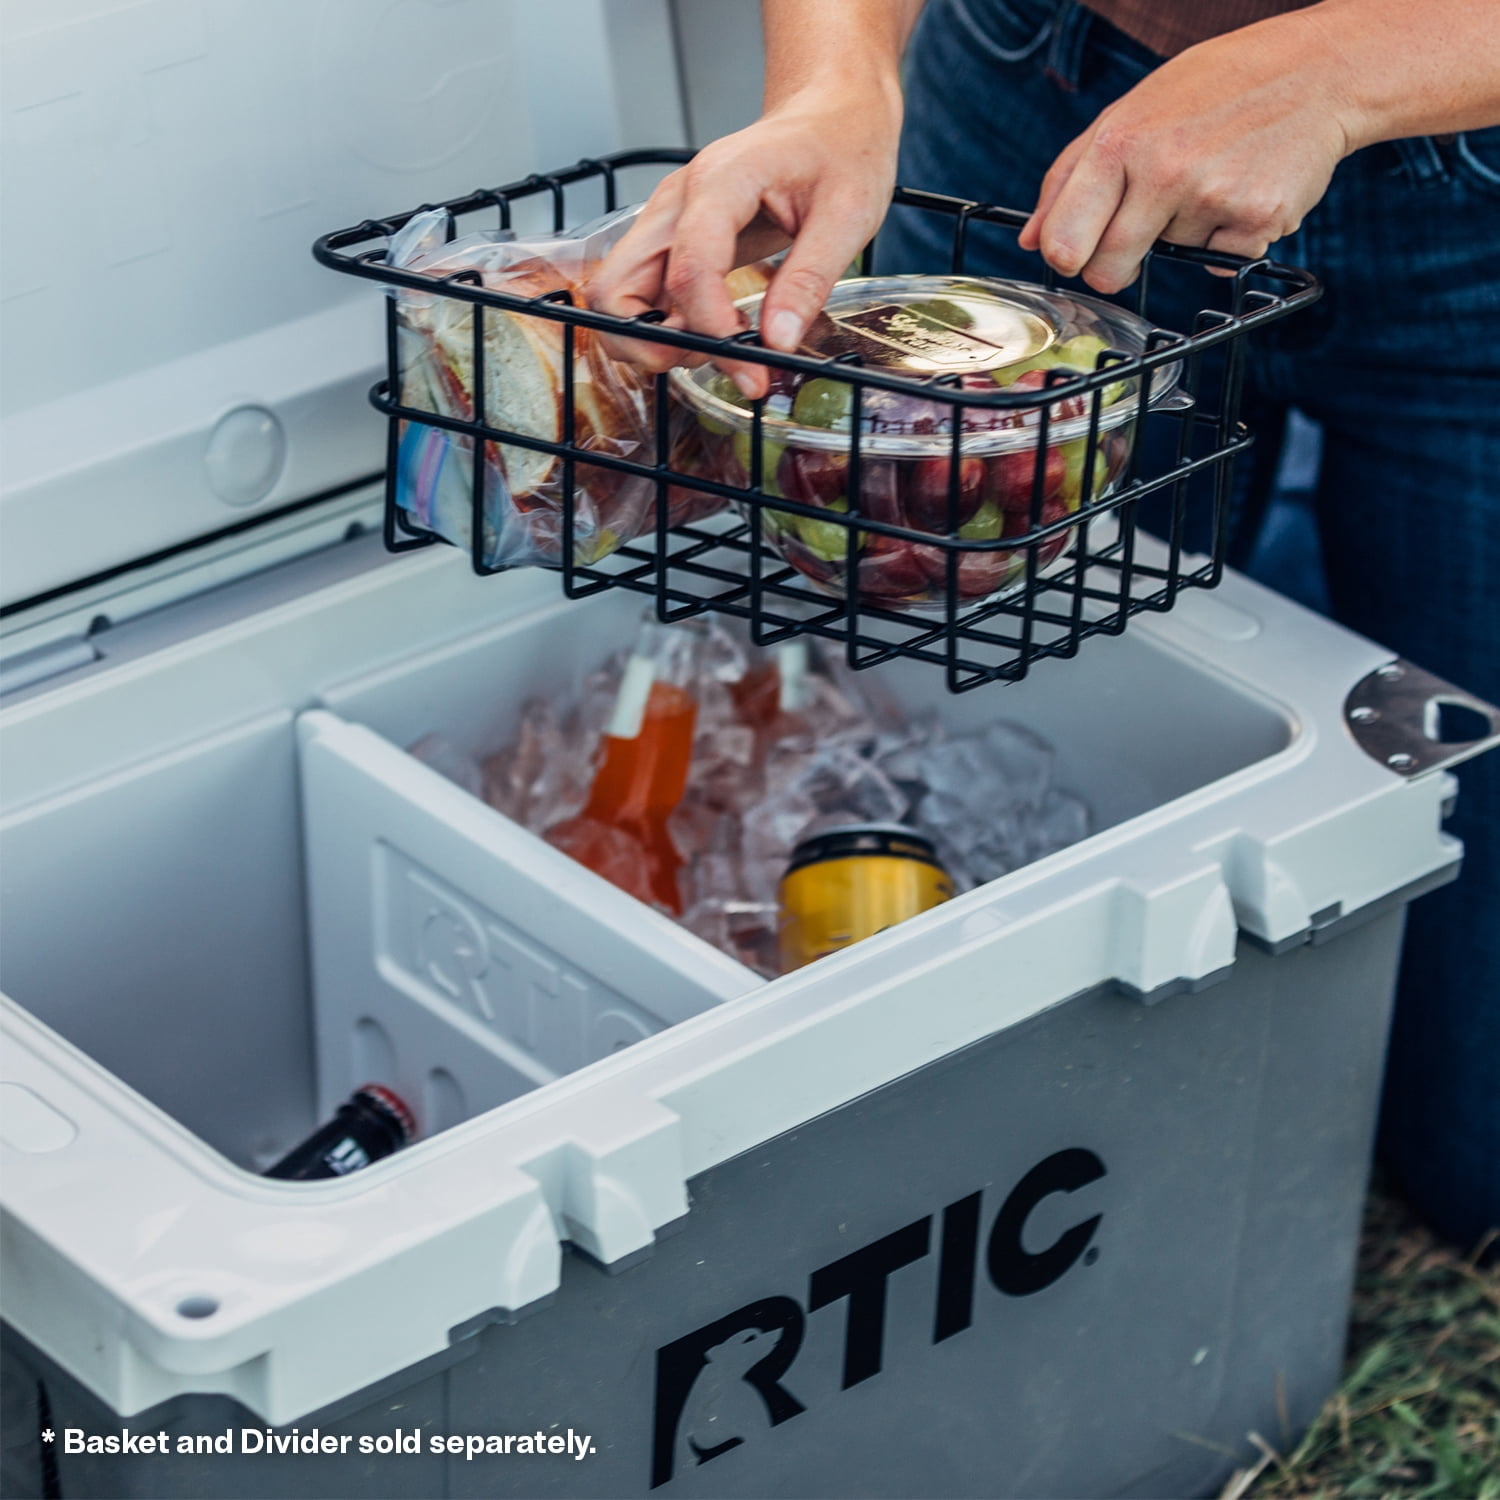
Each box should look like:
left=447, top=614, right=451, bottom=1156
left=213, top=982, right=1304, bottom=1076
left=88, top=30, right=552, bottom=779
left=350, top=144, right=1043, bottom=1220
left=1224, top=1186, right=1500, bottom=1500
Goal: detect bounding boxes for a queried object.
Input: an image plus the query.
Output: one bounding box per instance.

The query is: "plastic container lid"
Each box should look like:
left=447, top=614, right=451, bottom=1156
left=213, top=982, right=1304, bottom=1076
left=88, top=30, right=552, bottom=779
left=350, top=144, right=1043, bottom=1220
left=669, top=275, right=1185, bottom=457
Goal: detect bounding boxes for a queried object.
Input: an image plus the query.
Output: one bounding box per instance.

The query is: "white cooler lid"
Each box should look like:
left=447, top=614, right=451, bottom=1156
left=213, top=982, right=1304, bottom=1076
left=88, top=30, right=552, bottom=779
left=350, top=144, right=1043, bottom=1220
left=0, top=0, right=685, bottom=613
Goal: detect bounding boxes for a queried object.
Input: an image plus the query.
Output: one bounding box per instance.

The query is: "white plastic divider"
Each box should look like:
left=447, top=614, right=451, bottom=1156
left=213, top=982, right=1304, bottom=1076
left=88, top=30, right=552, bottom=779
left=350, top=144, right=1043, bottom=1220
left=0, top=542, right=1468, bottom=1425
left=298, top=708, right=757, bottom=1143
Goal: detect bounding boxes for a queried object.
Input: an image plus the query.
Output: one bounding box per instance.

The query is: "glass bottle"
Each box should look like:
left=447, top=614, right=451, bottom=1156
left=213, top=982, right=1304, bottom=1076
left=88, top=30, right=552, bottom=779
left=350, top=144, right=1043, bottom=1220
left=547, top=617, right=701, bottom=913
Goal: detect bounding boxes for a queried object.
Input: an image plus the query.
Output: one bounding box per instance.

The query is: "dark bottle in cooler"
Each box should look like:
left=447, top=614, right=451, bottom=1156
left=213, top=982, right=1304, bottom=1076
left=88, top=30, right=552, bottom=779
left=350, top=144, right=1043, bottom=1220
left=264, top=1085, right=415, bottom=1181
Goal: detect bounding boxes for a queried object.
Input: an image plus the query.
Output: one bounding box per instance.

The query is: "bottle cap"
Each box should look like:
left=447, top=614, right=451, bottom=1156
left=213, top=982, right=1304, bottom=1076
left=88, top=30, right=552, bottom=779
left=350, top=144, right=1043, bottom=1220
left=354, top=1084, right=417, bottom=1143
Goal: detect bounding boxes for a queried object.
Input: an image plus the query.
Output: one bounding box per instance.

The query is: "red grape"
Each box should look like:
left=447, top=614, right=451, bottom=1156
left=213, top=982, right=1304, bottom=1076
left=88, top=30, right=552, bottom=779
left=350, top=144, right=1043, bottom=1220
left=848, top=459, right=903, bottom=527
left=986, top=445, right=1067, bottom=511
left=779, top=535, right=845, bottom=587
left=858, top=534, right=934, bottom=601
left=903, top=456, right=985, bottom=533
left=1002, top=369, right=1088, bottom=421
left=780, top=447, right=848, bottom=506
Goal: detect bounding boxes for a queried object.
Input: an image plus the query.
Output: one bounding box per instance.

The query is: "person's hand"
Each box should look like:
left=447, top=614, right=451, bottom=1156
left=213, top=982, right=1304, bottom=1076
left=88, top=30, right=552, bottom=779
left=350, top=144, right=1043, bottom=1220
left=588, top=86, right=901, bottom=398
left=1019, top=10, right=1357, bottom=291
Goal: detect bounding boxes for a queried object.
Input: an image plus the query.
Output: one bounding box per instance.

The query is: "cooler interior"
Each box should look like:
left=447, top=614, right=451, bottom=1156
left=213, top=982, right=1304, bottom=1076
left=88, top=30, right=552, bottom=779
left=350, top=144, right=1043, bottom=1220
left=0, top=578, right=1294, bottom=1173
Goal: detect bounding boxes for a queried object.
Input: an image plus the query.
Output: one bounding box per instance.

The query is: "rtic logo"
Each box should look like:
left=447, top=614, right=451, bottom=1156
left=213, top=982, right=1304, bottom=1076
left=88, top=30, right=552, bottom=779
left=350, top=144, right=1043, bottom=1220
left=650, top=1148, right=1105, bottom=1487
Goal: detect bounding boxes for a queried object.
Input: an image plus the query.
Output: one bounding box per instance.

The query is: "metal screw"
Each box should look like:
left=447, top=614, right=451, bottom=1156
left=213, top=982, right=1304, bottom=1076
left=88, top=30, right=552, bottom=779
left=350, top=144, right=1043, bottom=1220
left=1387, top=751, right=1416, bottom=770
left=1377, top=663, right=1404, bottom=681
left=1349, top=705, right=1378, bottom=723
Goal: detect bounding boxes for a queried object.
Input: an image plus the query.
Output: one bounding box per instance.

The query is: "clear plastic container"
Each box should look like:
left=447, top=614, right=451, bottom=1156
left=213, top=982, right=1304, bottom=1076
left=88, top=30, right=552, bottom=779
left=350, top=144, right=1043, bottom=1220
left=670, top=276, right=1187, bottom=613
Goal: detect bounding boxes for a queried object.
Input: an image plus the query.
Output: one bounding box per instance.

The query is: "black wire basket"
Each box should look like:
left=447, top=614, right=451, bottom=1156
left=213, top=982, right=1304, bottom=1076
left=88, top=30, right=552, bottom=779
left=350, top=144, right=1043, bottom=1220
left=315, top=149, right=1320, bottom=691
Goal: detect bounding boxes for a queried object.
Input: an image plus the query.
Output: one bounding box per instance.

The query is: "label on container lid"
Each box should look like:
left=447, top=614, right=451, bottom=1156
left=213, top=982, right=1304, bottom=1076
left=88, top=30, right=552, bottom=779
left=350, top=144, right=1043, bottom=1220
left=802, top=299, right=1054, bottom=375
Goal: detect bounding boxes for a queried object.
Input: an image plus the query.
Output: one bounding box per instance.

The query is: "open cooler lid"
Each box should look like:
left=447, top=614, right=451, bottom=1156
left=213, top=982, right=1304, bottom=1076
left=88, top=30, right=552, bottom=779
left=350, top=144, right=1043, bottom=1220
left=0, top=0, right=686, bottom=615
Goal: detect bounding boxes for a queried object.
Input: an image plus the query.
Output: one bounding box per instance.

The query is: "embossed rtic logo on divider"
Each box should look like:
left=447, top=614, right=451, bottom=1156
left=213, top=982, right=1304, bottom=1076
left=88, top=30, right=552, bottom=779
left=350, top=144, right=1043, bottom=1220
left=650, top=1149, right=1106, bottom=1487
left=375, top=845, right=658, bottom=1071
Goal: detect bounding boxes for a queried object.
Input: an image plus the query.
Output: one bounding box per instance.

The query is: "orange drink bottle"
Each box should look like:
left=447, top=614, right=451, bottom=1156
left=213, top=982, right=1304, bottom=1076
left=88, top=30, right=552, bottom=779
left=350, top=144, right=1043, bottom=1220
left=731, top=640, right=811, bottom=745
left=557, top=617, right=701, bottom=913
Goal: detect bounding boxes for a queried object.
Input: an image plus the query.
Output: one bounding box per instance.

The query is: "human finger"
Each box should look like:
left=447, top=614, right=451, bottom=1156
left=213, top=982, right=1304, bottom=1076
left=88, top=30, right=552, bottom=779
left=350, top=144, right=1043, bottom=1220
left=590, top=280, right=693, bottom=372
left=1075, top=180, right=1183, bottom=293
left=589, top=170, right=686, bottom=315
left=589, top=173, right=692, bottom=368
left=1156, top=205, right=1233, bottom=280
left=1199, top=224, right=1275, bottom=278
left=758, top=194, right=871, bottom=352
left=665, top=166, right=773, bottom=339
left=1030, top=145, right=1128, bottom=279
left=1018, top=132, right=1089, bottom=253
left=663, top=168, right=778, bottom=395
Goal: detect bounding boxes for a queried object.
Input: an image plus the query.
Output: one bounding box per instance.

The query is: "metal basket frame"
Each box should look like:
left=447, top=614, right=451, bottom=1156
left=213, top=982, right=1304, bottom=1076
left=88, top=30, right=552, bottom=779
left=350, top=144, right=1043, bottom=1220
left=315, top=149, right=1320, bottom=691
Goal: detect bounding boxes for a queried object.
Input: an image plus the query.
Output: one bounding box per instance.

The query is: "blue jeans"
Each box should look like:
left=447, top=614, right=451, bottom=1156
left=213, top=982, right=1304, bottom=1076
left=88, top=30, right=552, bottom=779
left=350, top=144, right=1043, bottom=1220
left=879, top=0, right=1500, bottom=1249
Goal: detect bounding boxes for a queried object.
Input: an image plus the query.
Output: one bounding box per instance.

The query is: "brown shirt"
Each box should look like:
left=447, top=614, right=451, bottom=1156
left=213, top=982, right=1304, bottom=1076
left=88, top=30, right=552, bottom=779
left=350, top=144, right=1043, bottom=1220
left=1080, top=0, right=1317, bottom=56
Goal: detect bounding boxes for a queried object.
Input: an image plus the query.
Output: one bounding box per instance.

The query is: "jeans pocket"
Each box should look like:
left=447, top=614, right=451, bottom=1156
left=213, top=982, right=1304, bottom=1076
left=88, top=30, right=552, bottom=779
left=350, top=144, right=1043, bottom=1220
left=946, top=0, right=1058, bottom=64
left=1452, top=127, right=1500, bottom=196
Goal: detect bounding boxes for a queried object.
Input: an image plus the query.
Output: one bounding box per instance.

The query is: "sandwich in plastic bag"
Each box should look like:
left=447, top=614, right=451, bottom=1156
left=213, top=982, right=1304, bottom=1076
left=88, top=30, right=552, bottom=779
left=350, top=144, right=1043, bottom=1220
left=389, top=203, right=764, bottom=570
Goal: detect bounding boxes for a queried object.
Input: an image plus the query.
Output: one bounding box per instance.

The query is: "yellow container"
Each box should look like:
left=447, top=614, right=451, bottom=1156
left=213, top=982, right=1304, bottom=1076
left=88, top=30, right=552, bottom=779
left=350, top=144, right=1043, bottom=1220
left=778, top=824, right=953, bottom=972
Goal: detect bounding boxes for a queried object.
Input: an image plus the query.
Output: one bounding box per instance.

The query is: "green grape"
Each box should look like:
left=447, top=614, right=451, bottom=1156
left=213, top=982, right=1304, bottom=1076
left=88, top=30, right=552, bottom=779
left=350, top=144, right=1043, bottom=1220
left=957, top=502, right=1005, bottom=541
left=793, top=495, right=855, bottom=561
left=732, top=429, right=787, bottom=494
left=1055, top=335, right=1130, bottom=404
left=696, top=373, right=740, bottom=435
left=791, top=378, right=855, bottom=430
left=1054, top=334, right=1112, bottom=369
left=990, top=350, right=1063, bottom=386
left=993, top=333, right=1131, bottom=405
left=1056, top=438, right=1111, bottom=508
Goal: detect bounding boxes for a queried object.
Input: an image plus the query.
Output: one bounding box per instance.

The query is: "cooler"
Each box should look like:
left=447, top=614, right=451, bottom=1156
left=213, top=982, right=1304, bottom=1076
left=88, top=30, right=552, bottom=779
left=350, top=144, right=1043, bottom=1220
left=2, top=5, right=1498, bottom=1500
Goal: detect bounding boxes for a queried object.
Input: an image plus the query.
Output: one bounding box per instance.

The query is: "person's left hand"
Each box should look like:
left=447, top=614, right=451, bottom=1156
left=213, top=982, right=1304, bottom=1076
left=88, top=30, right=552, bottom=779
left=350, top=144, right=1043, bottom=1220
left=1019, top=10, right=1356, bottom=290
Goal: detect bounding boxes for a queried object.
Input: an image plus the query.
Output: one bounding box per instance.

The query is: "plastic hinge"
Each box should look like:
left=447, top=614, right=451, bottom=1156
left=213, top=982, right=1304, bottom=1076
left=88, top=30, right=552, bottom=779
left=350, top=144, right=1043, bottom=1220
left=520, top=1098, right=687, bottom=1267
left=0, top=635, right=100, bottom=697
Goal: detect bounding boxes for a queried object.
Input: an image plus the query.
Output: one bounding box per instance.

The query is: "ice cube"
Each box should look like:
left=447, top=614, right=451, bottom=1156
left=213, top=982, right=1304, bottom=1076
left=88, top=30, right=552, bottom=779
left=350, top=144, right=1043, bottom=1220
left=687, top=850, right=744, bottom=908
left=686, top=676, right=761, bottom=815
left=760, top=738, right=816, bottom=795
left=681, top=898, right=780, bottom=977
left=873, top=716, right=945, bottom=809
left=916, top=784, right=1032, bottom=891
left=544, top=815, right=657, bottom=908
left=668, top=796, right=719, bottom=863
left=700, top=620, right=750, bottom=684
left=1026, top=789, right=1092, bottom=861
left=741, top=786, right=819, bottom=901
left=916, top=719, right=1054, bottom=818
left=408, top=733, right=484, bottom=798
left=800, top=743, right=909, bottom=826
left=481, top=699, right=568, bottom=828
left=980, top=721, right=1055, bottom=809
left=818, top=644, right=905, bottom=733
left=799, top=673, right=878, bottom=747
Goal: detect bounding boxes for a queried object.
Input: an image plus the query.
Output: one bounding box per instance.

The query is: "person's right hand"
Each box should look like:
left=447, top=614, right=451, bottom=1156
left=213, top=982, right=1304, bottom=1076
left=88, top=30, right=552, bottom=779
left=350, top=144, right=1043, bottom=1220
left=588, top=84, right=902, bottom=399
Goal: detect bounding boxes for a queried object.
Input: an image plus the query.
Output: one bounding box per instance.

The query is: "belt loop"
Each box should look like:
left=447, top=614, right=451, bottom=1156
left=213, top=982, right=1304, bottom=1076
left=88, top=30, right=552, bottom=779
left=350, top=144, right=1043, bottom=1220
left=1393, top=136, right=1449, bottom=184
left=1044, top=0, right=1093, bottom=93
